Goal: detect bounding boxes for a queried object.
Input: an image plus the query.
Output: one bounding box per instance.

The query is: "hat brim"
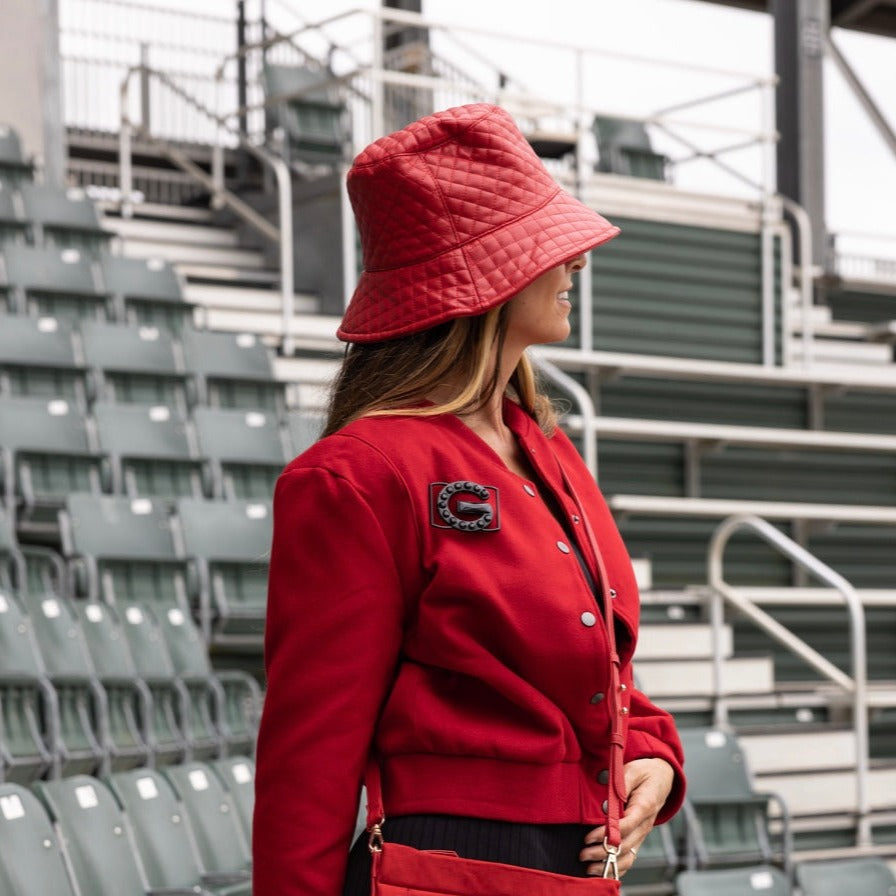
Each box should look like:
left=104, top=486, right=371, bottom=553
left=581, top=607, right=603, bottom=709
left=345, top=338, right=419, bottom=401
left=337, top=187, right=620, bottom=343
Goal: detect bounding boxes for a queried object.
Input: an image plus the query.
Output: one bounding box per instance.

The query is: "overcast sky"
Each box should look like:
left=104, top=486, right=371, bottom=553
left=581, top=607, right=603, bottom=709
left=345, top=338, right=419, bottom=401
left=289, top=0, right=896, bottom=253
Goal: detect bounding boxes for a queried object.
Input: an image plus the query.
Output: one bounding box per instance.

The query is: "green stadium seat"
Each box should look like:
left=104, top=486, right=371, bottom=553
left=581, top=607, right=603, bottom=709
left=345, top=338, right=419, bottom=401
left=211, top=755, right=255, bottom=842
left=285, top=407, right=320, bottom=456
left=155, top=600, right=260, bottom=757
left=69, top=599, right=152, bottom=771
left=263, top=63, right=348, bottom=167
left=106, top=766, right=252, bottom=895
left=175, top=496, right=272, bottom=646
left=181, top=327, right=284, bottom=412
left=0, top=179, right=27, bottom=245
left=617, top=822, right=679, bottom=889
left=18, top=590, right=107, bottom=777
left=676, top=865, right=793, bottom=896
left=192, top=405, right=290, bottom=499
left=59, top=492, right=187, bottom=614
left=0, top=396, right=106, bottom=538
left=0, top=782, right=79, bottom=896
left=0, top=243, right=110, bottom=321
left=0, top=123, right=35, bottom=183
left=19, top=182, right=110, bottom=255
left=114, top=601, right=192, bottom=766
left=0, top=589, right=54, bottom=782
left=0, top=315, right=86, bottom=403
left=100, top=252, right=194, bottom=334
left=80, top=319, right=189, bottom=410
left=592, top=115, right=669, bottom=181
left=93, top=402, right=206, bottom=500
left=33, top=774, right=158, bottom=896
left=678, top=727, right=792, bottom=871
left=162, top=760, right=252, bottom=878
left=795, top=857, right=896, bottom=896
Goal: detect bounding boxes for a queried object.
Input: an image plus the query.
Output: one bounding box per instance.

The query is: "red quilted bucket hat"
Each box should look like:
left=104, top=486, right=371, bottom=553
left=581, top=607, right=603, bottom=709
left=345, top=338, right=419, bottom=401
left=338, top=103, right=620, bottom=343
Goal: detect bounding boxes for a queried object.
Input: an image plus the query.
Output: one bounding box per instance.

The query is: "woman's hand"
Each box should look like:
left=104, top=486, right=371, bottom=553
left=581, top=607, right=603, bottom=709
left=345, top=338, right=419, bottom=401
left=579, top=757, right=675, bottom=877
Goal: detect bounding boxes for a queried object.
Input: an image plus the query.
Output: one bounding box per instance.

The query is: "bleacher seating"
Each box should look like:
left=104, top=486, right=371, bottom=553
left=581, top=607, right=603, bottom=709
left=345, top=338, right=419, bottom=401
left=676, top=864, right=793, bottom=896
left=795, top=856, right=896, bottom=896
left=0, top=123, right=35, bottom=183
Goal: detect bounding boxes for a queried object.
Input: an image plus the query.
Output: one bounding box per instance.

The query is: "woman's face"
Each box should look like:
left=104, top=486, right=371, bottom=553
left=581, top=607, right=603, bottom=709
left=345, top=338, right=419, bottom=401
left=503, top=254, right=587, bottom=349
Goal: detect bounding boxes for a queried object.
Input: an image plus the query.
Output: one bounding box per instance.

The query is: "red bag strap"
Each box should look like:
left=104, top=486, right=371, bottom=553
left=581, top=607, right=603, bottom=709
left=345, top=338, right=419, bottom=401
left=364, top=459, right=626, bottom=879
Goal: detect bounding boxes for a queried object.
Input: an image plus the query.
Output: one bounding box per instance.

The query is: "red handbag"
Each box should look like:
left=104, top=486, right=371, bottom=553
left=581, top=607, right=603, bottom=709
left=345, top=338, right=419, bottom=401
left=365, top=464, right=626, bottom=895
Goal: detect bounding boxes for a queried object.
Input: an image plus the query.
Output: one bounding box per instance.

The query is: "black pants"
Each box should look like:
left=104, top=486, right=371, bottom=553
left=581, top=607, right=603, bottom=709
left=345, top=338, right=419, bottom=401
left=343, top=814, right=594, bottom=896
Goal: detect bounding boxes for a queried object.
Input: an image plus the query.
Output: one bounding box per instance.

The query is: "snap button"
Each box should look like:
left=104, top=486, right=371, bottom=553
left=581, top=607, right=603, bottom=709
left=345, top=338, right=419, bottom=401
left=557, top=541, right=570, bottom=554
left=580, top=611, right=596, bottom=627
left=597, top=769, right=610, bottom=785
left=601, top=800, right=609, bottom=813
left=523, top=484, right=536, bottom=497
left=609, top=589, right=617, bottom=599
left=572, top=515, right=580, bottom=524
left=590, top=692, right=605, bottom=704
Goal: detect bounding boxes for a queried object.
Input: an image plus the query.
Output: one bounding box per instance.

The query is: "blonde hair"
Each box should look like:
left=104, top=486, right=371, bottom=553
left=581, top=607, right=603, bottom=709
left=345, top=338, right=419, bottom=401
left=322, top=305, right=558, bottom=438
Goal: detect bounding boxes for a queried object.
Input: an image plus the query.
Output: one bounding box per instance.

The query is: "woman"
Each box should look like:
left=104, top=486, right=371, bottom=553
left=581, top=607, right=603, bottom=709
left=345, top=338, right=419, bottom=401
left=253, top=103, right=685, bottom=896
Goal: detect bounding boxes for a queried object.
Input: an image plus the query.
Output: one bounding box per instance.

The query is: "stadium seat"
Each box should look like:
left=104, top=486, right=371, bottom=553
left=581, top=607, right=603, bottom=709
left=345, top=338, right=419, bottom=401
left=592, top=115, right=669, bottom=181
left=0, top=124, right=35, bottom=183
left=192, top=405, right=290, bottom=499
left=80, top=319, right=189, bottom=411
left=162, top=761, right=252, bottom=877
left=181, top=326, right=284, bottom=412
left=211, top=755, right=255, bottom=842
left=70, top=599, right=152, bottom=771
left=19, top=182, right=110, bottom=255
left=676, top=864, right=793, bottom=896
left=617, top=821, right=679, bottom=889
left=0, top=589, right=54, bottom=782
left=677, top=727, right=792, bottom=871
left=0, top=179, right=27, bottom=245
left=0, top=243, right=109, bottom=321
left=263, top=62, right=349, bottom=166
left=114, top=601, right=192, bottom=766
left=99, top=252, right=194, bottom=333
left=0, top=315, right=86, bottom=403
left=33, top=774, right=156, bottom=896
left=0, top=782, right=79, bottom=896
left=93, top=402, right=206, bottom=500
left=0, top=395, right=106, bottom=538
left=18, top=590, right=107, bottom=777
left=59, top=492, right=187, bottom=614
left=154, top=600, right=261, bottom=757
left=175, top=496, right=272, bottom=645
left=106, top=766, right=252, bottom=894
left=795, top=857, right=896, bottom=896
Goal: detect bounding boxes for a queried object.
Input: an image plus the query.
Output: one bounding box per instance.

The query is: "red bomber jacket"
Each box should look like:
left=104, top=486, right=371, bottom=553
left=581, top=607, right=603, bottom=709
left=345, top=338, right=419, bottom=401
left=253, top=399, right=685, bottom=896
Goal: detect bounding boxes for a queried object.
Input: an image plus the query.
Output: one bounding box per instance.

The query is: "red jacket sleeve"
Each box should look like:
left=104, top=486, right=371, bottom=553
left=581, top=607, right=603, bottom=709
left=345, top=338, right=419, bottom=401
left=252, top=465, right=409, bottom=896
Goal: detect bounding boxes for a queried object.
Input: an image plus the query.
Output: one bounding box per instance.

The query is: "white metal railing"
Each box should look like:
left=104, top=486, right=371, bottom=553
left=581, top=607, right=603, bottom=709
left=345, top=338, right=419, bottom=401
left=707, top=514, right=871, bottom=848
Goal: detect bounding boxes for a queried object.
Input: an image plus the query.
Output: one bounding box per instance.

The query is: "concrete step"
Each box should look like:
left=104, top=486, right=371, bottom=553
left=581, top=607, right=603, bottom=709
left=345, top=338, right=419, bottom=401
left=635, top=656, right=774, bottom=698
left=97, top=201, right=216, bottom=224
left=203, top=308, right=342, bottom=352
left=756, top=765, right=896, bottom=817
left=185, top=282, right=318, bottom=315
left=634, top=623, right=733, bottom=661
left=120, top=240, right=267, bottom=269
left=176, top=263, right=281, bottom=285
left=103, top=216, right=241, bottom=248
left=739, top=728, right=857, bottom=775
left=787, top=338, right=893, bottom=365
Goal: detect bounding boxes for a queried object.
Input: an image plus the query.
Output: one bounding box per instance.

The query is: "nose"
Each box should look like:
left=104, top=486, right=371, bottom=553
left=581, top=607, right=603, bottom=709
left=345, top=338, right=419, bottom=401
left=565, top=253, right=587, bottom=273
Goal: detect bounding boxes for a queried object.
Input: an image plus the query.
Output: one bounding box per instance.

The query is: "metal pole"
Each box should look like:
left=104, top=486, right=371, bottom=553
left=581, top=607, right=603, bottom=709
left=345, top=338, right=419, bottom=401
left=139, top=43, right=151, bottom=133
left=273, top=155, right=295, bottom=356
left=119, top=70, right=134, bottom=219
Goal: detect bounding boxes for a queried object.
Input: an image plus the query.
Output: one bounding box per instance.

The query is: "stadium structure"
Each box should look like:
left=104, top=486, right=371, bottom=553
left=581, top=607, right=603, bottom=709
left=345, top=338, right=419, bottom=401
left=1, top=0, right=896, bottom=892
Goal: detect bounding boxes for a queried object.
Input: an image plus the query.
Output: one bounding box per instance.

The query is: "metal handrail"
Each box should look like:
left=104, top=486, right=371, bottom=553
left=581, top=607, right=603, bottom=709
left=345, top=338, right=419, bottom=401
left=118, top=63, right=296, bottom=354
left=707, top=513, right=871, bottom=848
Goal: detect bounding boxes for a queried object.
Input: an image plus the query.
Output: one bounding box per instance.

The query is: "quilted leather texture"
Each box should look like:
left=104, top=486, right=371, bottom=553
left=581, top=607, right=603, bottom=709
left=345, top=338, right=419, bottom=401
left=338, top=103, right=619, bottom=343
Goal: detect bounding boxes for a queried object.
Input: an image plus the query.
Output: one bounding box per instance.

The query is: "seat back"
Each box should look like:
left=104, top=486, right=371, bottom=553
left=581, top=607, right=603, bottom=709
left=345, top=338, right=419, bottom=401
left=106, top=766, right=207, bottom=888
left=592, top=115, right=668, bottom=180
left=19, top=182, right=108, bottom=254
left=0, top=315, right=84, bottom=401
left=34, top=774, right=147, bottom=896
left=796, top=857, right=896, bottom=896
left=676, top=865, right=792, bottom=896
left=99, top=253, right=192, bottom=333
left=94, top=403, right=203, bottom=499
left=0, top=782, right=78, bottom=895
left=192, top=406, right=289, bottom=499
left=0, top=123, right=34, bottom=182
left=212, top=755, right=255, bottom=842
left=286, top=408, right=321, bottom=456
left=163, top=760, right=251, bottom=874
left=181, top=327, right=283, bottom=411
